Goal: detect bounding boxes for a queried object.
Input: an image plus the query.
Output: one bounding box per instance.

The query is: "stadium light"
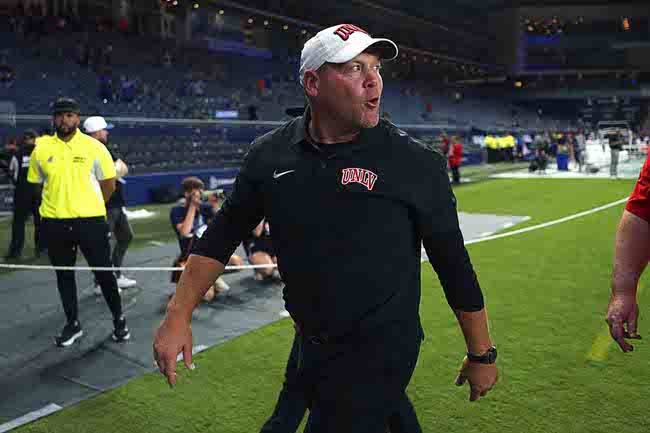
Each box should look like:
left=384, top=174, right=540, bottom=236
left=193, top=3, right=199, bottom=8
left=219, top=9, right=224, bottom=14
left=264, top=20, right=269, bottom=25
left=283, top=25, right=289, bottom=30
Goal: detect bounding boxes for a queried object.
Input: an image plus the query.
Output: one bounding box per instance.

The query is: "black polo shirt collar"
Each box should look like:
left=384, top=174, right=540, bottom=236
left=289, top=106, right=379, bottom=157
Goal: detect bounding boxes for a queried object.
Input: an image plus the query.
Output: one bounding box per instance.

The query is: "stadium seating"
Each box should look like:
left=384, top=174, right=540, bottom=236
left=0, top=14, right=565, bottom=173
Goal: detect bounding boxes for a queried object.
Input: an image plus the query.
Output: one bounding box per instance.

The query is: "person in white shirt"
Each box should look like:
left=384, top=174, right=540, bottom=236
left=83, top=116, right=137, bottom=293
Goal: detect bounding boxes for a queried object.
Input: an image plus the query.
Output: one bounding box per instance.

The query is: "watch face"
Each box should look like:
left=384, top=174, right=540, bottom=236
left=487, top=347, right=497, bottom=363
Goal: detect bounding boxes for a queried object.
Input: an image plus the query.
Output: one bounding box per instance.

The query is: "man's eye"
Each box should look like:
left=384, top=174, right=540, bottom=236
left=352, top=65, right=361, bottom=72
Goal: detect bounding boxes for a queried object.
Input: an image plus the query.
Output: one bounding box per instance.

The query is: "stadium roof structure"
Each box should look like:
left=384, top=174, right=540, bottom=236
left=209, top=0, right=510, bottom=69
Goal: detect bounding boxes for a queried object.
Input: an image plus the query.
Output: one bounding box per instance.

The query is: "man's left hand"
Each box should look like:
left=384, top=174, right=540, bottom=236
left=454, top=357, right=498, bottom=402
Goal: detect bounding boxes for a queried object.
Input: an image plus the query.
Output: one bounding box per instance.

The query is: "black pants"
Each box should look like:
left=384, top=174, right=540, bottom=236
left=42, top=217, right=123, bottom=324
left=260, top=330, right=422, bottom=433
left=272, top=321, right=423, bottom=433
left=487, top=148, right=498, bottom=163
left=98, top=207, right=133, bottom=279
left=450, top=166, right=460, bottom=185
left=260, top=331, right=308, bottom=433
left=8, top=192, right=43, bottom=257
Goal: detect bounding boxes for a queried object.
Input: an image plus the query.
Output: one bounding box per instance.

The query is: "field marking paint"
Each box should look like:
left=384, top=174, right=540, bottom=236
left=0, top=404, right=62, bottom=432
left=586, top=334, right=613, bottom=364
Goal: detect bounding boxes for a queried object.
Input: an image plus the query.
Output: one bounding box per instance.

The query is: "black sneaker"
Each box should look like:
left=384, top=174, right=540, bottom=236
left=55, top=321, right=83, bottom=347
left=112, top=316, right=130, bottom=342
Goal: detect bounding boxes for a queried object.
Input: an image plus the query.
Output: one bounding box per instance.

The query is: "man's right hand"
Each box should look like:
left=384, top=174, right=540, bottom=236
left=606, top=293, right=642, bottom=352
left=153, top=311, right=195, bottom=388
left=191, top=191, right=202, bottom=207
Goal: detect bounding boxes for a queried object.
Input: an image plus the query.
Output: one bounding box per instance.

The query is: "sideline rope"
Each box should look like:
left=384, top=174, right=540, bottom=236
left=0, top=263, right=277, bottom=272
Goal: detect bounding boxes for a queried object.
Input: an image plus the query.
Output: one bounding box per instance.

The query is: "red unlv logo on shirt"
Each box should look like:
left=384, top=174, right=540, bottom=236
left=341, top=168, right=378, bottom=191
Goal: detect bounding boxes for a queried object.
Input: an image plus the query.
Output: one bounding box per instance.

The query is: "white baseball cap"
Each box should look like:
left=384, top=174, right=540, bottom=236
left=299, top=24, right=398, bottom=86
left=83, top=116, right=114, bottom=134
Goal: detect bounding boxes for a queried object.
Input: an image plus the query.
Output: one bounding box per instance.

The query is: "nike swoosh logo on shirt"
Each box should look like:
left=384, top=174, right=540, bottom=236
left=273, top=170, right=295, bottom=179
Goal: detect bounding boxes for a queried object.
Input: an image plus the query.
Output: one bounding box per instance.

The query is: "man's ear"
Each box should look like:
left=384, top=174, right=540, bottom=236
left=303, top=71, right=320, bottom=99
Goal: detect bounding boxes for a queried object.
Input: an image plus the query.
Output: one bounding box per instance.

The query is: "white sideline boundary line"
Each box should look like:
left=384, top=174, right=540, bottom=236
left=0, top=197, right=630, bottom=272
left=0, top=404, right=62, bottom=433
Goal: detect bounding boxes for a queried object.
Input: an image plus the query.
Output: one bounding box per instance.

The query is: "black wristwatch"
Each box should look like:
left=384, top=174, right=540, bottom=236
left=467, top=346, right=497, bottom=364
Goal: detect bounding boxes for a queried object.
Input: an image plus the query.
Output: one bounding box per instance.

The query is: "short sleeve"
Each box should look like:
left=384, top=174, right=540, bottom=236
left=27, top=147, right=44, bottom=184
left=93, top=143, right=117, bottom=181
left=626, top=152, right=650, bottom=222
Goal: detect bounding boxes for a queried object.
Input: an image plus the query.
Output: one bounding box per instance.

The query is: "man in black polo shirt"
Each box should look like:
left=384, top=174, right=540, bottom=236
left=154, top=24, right=498, bottom=432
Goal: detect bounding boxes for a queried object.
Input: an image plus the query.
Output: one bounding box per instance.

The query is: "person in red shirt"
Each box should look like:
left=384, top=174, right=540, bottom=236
left=440, top=132, right=450, bottom=157
left=448, top=136, right=463, bottom=185
left=606, top=151, right=650, bottom=352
